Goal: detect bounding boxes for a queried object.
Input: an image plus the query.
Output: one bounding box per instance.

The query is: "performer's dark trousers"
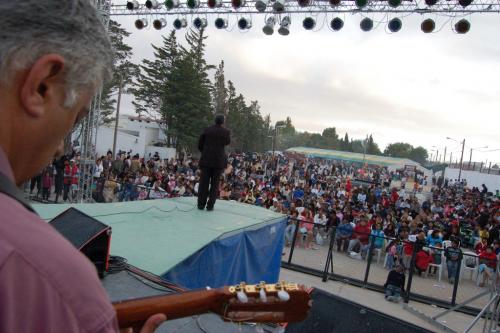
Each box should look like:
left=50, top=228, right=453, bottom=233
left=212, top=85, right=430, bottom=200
left=198, top=167, right=222, bottom=209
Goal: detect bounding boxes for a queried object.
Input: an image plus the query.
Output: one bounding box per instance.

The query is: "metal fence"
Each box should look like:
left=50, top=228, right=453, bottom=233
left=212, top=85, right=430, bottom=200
left=281, top=217, right=498, bottom=317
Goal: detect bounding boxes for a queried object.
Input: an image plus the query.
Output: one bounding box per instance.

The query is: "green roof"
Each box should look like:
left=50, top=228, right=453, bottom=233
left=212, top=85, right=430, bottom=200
left=34, top=197, right=284, bottom=276
left=286, top=146, right=420, bottom=168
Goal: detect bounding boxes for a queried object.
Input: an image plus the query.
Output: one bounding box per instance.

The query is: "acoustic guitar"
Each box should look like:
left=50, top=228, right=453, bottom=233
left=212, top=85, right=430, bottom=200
left=113, top=281, right=312, bottom=329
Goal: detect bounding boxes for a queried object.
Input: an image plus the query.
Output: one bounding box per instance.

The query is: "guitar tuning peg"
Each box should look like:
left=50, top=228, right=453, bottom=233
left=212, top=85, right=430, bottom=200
left=277, top=290, right=290, bottom=301
left=254, top=324, right=265, bottom=333
left=259, top=288, right=267, bottom=302
left=237, top=291, right=248, bottom=303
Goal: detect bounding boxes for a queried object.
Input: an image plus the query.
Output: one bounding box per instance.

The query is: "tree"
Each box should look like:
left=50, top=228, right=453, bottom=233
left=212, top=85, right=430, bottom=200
left=366, top=134, right=381, bottom=155
left=340, top=133, right=352, bottom=151
left=131, top=30, right=179, bottom=146
left=322, top=127, right=339, bottom=150
left=100, top=20, right=138, bottom=125
left=384, top=142, right=414, bottom=158
left=409, top=146, right=428, bottom=164
left=212, top=61, right=228, bottom=116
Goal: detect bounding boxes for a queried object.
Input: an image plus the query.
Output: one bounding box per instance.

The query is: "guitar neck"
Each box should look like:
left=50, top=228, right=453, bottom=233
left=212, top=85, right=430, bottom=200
left=113, top=288, right=223, bottom=329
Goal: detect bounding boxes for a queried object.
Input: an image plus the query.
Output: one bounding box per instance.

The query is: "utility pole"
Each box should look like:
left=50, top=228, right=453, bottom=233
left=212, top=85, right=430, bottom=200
left=112, top=75, right=123, bottom=157
left=435, top=150, right=439, bottom=163
left=443, top=146, right=447, bottom=164
left=468, top=148, right=472, bottom=169
left=449, top=152, right=452, bottom=165
left=458, top=139, right=465, bottom=181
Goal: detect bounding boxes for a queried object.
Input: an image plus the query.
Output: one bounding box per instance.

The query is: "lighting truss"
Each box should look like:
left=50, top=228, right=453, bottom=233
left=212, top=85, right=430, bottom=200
left=111, top=0, right=500, bottom=15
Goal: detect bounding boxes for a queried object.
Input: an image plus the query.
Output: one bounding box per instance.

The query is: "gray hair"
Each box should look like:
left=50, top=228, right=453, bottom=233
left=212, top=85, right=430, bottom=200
left=0, top=0, right=113, bottom=106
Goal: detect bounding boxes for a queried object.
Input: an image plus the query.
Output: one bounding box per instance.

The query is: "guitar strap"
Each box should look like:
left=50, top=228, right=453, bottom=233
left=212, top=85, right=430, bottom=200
left=0, top=172, right=37, bottom=214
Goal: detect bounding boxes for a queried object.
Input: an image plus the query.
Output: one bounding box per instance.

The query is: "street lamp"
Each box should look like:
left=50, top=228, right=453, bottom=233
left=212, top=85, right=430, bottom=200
left=446, top=137, right=465, bottom=181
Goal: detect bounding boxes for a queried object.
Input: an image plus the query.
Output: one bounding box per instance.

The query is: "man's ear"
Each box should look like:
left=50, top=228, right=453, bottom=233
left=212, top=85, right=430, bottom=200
left=20, top=54, right=65, bottom=118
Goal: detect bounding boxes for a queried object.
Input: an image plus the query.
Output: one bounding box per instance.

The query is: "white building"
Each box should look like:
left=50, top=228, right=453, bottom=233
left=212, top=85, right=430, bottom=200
left=95, top=115, right=176, bottom=159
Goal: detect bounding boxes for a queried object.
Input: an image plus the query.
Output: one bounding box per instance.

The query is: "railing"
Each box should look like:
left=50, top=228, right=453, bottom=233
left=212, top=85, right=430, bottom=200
left=281, top=217, right=498, bottom=317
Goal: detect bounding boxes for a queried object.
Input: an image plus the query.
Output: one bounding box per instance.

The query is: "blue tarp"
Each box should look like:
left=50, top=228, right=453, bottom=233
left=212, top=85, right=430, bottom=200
left=163, top=219, right=286, bottom=289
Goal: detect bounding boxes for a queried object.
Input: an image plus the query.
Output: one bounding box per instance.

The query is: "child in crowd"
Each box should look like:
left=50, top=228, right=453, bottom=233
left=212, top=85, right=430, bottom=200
left=385, top=239, right=400, bottom=270
left=41, top=169, right=52, bottom=202
left=415, top=247, right=433, bottom=276
left=384, top=264, right=406, bottom=303
left=478, top=246, right=497, bottom=288
left=444, top=238, right=463, bottom=284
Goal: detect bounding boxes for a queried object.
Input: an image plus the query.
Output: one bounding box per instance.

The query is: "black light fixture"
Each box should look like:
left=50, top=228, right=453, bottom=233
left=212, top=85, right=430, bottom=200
left=356, top=0, right=368, bottom=8
left=164, top=0, right=179, bottom=9
left=455, top=19, right=470, bottom=34
left=215, top=17, right=228, bottom=29
left=208, top=0, right=223, bottom=7
left=458, top=0, right=472, bottom=7
left=330, top=17, right=344, bottom=31
left=388, top=0, right=401, bottom=8
left=153, top=18, right=167, bottom=30
left=193, top=17, right=207, bottom=29
left=238, top=17, right=252, bottom=29
left=173, top=18, right=187, bottom=29
left=360, top=17, right=373, bottom=31
left=127, top=0, right=140, bottom=9
left=298, top=0, right=310, bottom=6
left=388, top=17, right=402, bottom=32
left=303, top=17, right=316, bottom=30
left=329, top=0, right=341, bottom=5
left=232, top=0, right=246, bottom=8
left=135, top=18, right=148, bottom=29
left=145, top=0, right=161, bottom=9
left=421, top=18, right=435, bottom=33
left=425, top=0, right=438, bottom=6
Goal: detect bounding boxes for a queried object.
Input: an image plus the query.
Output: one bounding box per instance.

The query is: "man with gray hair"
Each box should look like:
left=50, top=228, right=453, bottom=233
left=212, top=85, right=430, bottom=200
left=0, top=1, right=164, bottom=332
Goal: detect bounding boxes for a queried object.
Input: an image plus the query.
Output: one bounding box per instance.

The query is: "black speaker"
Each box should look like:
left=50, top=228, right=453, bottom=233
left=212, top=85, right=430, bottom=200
left=49, top=207, right=111, bottom=278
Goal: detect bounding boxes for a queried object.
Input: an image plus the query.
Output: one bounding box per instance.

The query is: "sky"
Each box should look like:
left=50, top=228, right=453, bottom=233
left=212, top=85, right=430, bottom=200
left=111, top=1, right=500, bottom=165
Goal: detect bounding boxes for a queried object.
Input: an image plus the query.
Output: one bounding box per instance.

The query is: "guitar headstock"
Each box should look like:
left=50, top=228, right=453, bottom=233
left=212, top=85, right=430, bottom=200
left=213, top=281, right=312, bottom=324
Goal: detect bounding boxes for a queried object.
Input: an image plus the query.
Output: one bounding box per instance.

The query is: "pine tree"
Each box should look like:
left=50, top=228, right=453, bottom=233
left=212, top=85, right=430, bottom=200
left=100, top=20, right=138, bottom=125
left=212, top=61, right=228, bottom=116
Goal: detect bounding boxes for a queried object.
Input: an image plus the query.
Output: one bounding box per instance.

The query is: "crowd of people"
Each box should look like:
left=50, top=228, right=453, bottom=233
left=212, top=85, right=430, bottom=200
left=29, top=149, right=500, bottom=299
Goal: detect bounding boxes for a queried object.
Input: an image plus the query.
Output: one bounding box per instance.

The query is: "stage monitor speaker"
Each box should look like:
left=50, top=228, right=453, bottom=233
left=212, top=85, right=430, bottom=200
left=49, top=207, right=111, bottom=278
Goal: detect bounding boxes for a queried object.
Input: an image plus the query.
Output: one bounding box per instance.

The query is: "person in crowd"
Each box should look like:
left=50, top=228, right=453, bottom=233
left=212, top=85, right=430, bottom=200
left=41, top=168, right=53, bottom=202
left=415, top=247, right=433, bottom=276
left=336, top=218, right=353, bottom=253
left=197, top=114, right=231, bottom=211
left=429, top=242, right=443, bottom=276
left=444, top=239, right=463, bottom=284
left=427, top=229, right=443, bottom=247
left=478, top=246, right=497, bottom=288
left=348, top=218, right=371, bottom=258
left=384, top=264, right=406, bottom=303
left=475, top=237, right=489, bottom=254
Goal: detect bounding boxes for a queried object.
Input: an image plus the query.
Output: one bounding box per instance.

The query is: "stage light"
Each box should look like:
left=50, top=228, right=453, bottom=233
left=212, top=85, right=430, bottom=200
left=360, top=17, right=373, bottom=31
left=303, top=17, right=316, bottom=30
left=278, top=16, right=291, bottom=35
left=207, top=0, right=223, bottom=8
left=214, top=17, right=228, bottom=28
left=330, top=17, right=344, bottom=31
left=186, top=0, right=200, bottom=8
left=425, top=0, right=437, bottom=5
left=455, top=19, right=470, bottom=33
left=135, top=18, right=148, bottom=29
left=238, top=17, right=252, bottom=29
left=145, top=0, right=161, bottom=8
left=388, top=17, right=402, bottom=32
left=164, top=0, right=180, bottom=9
left=355, top=0, right=368, bottom=8
left=273, top=0, right=286, bottom=12
left=255, top=0, right=269, bottom=11
left=330, top=0, right=341, bottom=6
left=193, top=17, right=207, bottom=29
left=153, top=18, right=167, bottom=30
left=421, top=18, right=435, bottom=33
left=458, top=0, right=472, bottom=7
left=126, top=0, right=139, bottom=9
left=232, top=0, right=246, bottom=8
left=262, top=16, right=276, bottom=35
left=388, top=0, right=401, bottom=7
left=173, top=18, right=187, bottom=29
left=298, top=0, right=311, bottom=6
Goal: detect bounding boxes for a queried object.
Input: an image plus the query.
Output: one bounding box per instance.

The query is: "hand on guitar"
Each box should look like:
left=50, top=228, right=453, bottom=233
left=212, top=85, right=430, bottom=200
left=119, top=313, right=166, bottom=333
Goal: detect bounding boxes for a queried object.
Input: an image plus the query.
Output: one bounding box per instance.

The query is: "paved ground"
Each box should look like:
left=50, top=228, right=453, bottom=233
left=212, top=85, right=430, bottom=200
left=280, top=268, right=489, bottom=333
left=282, top=241, right=493, bottom=310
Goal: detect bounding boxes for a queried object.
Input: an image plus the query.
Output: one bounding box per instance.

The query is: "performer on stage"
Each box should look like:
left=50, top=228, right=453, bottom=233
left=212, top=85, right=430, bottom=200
left=0, top=1, right=164, bottom=332
left=197, top=114, right=231, bottom=211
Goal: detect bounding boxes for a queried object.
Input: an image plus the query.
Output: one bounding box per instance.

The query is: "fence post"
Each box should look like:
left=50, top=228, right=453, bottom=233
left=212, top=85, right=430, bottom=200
left=287, top=218, right=300, bottom=265
left=322, top=226, right=337, bottom=282
left=451, top=255, right=462, bottom=306
left=363, top=234, right=376, bottom=286
left=404, top=241, right=419, bottom=303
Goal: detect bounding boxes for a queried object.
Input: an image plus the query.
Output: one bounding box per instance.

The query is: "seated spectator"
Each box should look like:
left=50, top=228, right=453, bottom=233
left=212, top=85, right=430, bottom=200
left=336, top=219, right=353, bottom=253
left=444, top=239, right=463, bottom=284
left=429, top=242, right=443, bottom=276
left=415, top=247, right=433, bottom=276
left=348, top=218, right=371, bottom=259
left=384, top=264, right=406, bottom=303
left=285, top=211, right=299, bottom=246
left=427, top=230, right=443, bottom=247
left=478, top=246, right=497, bottom=288
left=370, top=222, right=385, bottom=250
left=385, top=239, right=400, bottom=270
left=475, top=237, right=489, bottom=255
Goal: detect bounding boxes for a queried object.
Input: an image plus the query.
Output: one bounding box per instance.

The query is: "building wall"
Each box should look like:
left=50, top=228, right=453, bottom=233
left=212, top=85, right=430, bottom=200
left=443, top=167, right=500, bottom=191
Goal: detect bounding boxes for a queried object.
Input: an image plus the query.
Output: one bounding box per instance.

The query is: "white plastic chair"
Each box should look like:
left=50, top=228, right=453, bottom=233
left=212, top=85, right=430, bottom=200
left=427, top=251, right=445, bottom=283
left=442, top=240, right=452, bottom=249
left=461, top=255, right=479, bottom=282
left=373, top=248, right=382, bottom=264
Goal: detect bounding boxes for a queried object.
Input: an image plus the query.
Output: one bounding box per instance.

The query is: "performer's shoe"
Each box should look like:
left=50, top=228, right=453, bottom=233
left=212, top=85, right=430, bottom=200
left=206, top=206, right=214, bottom=211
